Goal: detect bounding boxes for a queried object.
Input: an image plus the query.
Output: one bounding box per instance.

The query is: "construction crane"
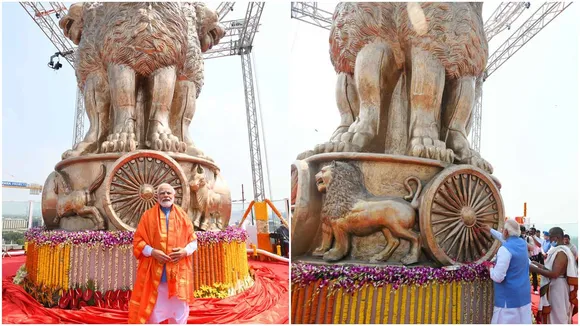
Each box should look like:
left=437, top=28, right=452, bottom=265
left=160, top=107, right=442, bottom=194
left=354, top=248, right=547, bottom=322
left=290, top=2, right=571, bottom=152
left=2, top=181, right=43, bottom=195
left=20, top=2, right=83, bottom=147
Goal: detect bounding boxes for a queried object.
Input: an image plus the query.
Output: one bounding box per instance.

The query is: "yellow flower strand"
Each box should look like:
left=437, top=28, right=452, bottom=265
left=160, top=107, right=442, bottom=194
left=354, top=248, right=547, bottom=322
left=349, top=286, right=359, bottom=323
left=114, top=247, right=119, bottom=289
left=122, top=247, right=127, bottom=288
left=445, top=282, right=452, bottom=323
left=383, top=284, right=391, bottom=324
left=374, top=285, right=383, bottom=324
left=456, top=281, right=462, bottom=323
left=409, top=285, right=416, bottom=324
left=401, top=284, right=409, bottom=323
left=418, top=285, right=424, bottom=323
left=341, top=288, right=349, bottom=323
left=392, top=285, right=400, bottom=324
left=101, top=246, right=105, bottom=291
left=430, top=282, right=436, bottom=324
left=438, top=282, right=444, bottom=323
left=357, top=285, right=367, bottom=323
left=423, top=282, right=435, bottom=324
left=333, top=288, right=343, bottom=324
left=108, top=247, right=112, bottom=290
left=451, top=282, right=457, bottom=324
left=365, top=285, right=373, bottom=324
left=475, top=281, right=481, bottom=322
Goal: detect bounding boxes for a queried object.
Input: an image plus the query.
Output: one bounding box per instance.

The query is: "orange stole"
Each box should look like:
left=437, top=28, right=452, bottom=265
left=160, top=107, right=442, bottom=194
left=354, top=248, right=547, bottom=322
left=128, top=204, right=197, bottom=324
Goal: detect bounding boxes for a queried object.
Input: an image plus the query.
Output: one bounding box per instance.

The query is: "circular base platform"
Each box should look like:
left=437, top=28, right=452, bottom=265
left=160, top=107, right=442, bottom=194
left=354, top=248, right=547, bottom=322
left=23, top=227, right=251, bottom=310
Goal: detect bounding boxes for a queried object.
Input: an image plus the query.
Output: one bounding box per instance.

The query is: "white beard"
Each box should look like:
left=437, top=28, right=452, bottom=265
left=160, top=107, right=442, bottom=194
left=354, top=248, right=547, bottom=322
left=160, top=200, right=173, bottom=208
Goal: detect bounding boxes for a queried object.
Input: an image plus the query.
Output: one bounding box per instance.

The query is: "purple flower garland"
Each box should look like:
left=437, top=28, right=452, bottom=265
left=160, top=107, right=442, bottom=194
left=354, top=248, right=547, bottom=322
left=291, top=262, right=489, bottom=292
left=24, top=226, right=248, bottom=248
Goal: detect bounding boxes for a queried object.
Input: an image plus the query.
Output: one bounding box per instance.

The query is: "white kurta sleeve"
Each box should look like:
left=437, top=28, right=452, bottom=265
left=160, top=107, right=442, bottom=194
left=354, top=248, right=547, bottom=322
left=490, top=229, right=505, bottom=244
left=490, top=246, right=512, bottom=283
left=185, top=240, right=198, bottom=256
left=143, top=245, right=153, bottom=257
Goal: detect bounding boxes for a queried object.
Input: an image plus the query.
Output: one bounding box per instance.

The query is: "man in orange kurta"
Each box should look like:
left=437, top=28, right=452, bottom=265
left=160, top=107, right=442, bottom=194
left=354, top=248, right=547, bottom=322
left=128, top=183, right=197, bottom=324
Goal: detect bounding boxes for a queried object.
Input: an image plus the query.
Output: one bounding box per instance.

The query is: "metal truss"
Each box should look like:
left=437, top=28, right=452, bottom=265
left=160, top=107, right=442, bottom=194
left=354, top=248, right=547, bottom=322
left=484, top=2, right=530, bottom=42
left=241, top=51, right=265, bottom=202
left=473, top=2, right=572, bottom=152
left=20, top=2, right=85, bottom=146
left=216, top=2, right=235, bottom=21
left=484, top=2, right=572, bottom=80
left=290, top=2, right=332, bottom=30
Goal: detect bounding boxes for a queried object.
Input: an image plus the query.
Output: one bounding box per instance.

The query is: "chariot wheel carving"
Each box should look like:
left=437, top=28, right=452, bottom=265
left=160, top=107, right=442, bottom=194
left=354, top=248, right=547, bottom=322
left=104, top=151, right=189, bottom=231
left=420, top=165, right=504, bottom=266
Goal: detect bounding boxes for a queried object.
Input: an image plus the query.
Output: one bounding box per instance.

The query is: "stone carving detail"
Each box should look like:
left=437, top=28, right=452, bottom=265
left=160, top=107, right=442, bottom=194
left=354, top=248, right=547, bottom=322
left=103, top=152, right=190, bottom=231
left=313, top=161, right=422, bottom=265
left=419, top=165, right=503, bottom=265
left=42, top=164, right=107, bottom=230
left=58, top=2, right=225, bottom=159
left=298, top=2, right=493, bottom=174
left=189, top=164, right=232, bottom=231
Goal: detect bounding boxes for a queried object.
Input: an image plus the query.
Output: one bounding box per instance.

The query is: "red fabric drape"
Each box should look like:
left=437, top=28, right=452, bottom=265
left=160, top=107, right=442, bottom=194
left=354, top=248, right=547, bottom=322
left=2, top=262, right=289, bottom=324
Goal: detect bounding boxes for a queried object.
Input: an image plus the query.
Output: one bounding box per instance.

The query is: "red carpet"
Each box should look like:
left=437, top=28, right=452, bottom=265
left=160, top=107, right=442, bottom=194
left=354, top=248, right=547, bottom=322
left=2, top=255, right=26, bottom=278
left=2, top=256, right=289, bottom=324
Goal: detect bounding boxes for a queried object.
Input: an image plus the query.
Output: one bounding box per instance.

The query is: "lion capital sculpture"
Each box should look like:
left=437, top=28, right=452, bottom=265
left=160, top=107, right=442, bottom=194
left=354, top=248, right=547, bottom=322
left=299, top=2, right=493, bottom=174
left=313, top=161, right=422, bottom=265
left=59, top=2, right=224, bottom=160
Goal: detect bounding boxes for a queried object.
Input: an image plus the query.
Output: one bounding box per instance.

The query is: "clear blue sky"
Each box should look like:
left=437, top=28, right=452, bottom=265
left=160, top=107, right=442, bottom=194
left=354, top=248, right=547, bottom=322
left=2, top=2, right=291, bottom=207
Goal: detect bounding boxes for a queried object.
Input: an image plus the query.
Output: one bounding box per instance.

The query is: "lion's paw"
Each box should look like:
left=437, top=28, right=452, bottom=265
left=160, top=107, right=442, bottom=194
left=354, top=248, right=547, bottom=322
left=101, top=132, right=137, bottom=153
left=146, top=120, right=185, bottom=153
left=369, top=254, right=384, bottom=263
left=409, top=137, right=454, bottom=163
left=312, top=247, right=326, bottom=257
left=323, top=249, right=345, bottom=262
left=463, top=152, right=494, bottom=174
left=400, top=254, right=419, bottom=265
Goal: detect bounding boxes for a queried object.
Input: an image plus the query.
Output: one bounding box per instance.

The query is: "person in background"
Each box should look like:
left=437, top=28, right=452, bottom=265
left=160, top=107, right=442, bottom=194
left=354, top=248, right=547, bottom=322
left=528, top=227, right=543, bottom=295
left=530, top=227, right=578, bottom=324
left=128, top=183, right=198, bottom=324
left=563, top=234, right=578, bottom=262
left=482, top=220, right=532, bottom=324
left=542, top=231, right=552, bottom=259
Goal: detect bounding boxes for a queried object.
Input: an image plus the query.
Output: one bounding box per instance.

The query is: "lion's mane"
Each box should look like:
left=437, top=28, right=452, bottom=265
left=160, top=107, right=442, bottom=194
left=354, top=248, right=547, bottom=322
left=320, top=162, right=369, bottom=222
left=71, top=2, right=206, bottom=97
left=329, top=2, right=488, bottom=79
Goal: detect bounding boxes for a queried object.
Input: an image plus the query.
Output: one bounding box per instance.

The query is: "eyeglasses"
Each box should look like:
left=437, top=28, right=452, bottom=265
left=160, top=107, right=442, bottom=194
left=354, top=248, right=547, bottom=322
left=158, top=191, right=173, bottom=196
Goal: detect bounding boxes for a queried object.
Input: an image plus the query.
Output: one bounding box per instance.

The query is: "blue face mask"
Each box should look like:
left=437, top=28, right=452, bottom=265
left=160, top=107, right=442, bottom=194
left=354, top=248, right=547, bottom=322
left=551, top=241, right=558, bottom=247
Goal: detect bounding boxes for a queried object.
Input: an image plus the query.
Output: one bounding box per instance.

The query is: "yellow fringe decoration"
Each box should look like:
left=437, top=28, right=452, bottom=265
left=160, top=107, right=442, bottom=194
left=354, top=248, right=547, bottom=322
left=383, top=284, right=391, bottom=324
left=409, top=285, right=416, bottom=324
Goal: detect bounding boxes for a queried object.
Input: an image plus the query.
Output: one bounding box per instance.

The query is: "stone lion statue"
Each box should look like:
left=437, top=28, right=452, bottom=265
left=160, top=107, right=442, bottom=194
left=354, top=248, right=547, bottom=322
left=59, top=2, right=224, bottom=159
left=313, top=161, right=422, bottom=265
left=299, top=2, right=493, bottom=174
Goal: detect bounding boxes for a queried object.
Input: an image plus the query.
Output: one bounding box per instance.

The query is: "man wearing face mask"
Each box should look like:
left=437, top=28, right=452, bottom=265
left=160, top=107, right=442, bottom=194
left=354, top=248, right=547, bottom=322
left=481, top=220, right=532, bottom=324
left=128, top=183, right=198, bottom=324
left=530, top=227, right=578, bottom=324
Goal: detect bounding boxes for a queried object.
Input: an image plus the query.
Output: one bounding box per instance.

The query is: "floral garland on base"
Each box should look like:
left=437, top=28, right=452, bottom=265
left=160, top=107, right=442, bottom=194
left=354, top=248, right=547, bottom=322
left=24, top=226, right=249, bottom=246
left=291, top=262, right=490, bottom=294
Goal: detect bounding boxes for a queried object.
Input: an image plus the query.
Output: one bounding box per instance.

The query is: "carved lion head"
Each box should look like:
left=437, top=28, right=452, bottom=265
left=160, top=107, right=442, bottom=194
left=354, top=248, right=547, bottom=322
left=194, top=4, right=225, bottom=53
left=58, top=3, right=84, bottom=45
